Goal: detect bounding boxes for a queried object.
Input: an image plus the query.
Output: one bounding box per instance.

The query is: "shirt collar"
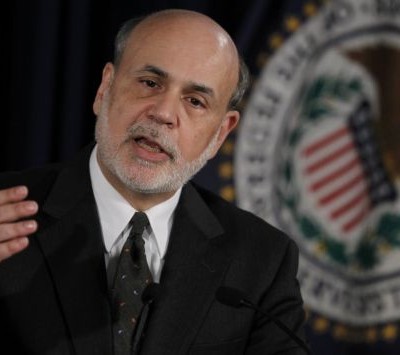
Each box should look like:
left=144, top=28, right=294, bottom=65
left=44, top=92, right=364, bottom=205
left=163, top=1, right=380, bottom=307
left=89, top=145, right=181, bottom=258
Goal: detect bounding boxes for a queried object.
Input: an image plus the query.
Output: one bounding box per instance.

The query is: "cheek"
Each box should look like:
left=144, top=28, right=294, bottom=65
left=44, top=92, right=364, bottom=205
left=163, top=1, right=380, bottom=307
left=106, top=103, right=136, bottom=135
left=177, top=126, right=218, bottom=160
left=108, top=92, right=152, bottom=130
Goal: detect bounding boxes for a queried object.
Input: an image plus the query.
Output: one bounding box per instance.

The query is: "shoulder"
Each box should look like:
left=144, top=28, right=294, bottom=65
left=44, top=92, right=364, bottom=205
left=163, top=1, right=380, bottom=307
left=190, top=182, right=295, bottom=254
left=0, top=145, right=94, bottom=203
left=0, top=164, right=63, bottom=203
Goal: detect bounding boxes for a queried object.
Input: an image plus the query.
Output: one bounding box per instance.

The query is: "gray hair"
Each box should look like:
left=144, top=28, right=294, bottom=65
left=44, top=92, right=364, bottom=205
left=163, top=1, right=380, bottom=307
left=113, top=15, right=250, bottom=110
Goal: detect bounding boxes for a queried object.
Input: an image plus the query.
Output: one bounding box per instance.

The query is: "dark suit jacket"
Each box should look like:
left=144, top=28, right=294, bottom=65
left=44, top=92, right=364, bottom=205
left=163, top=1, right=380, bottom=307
left=0, top=146, right=306, bottom=354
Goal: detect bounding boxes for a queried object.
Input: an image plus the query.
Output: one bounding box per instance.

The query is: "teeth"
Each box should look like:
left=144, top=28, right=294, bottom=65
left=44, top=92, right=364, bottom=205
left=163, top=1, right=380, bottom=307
left=137, top=138, right=162, bottom=153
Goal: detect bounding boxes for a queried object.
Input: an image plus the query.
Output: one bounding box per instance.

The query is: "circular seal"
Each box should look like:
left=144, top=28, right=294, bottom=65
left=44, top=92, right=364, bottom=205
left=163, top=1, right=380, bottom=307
left=235, top=0, right=400, bottom=337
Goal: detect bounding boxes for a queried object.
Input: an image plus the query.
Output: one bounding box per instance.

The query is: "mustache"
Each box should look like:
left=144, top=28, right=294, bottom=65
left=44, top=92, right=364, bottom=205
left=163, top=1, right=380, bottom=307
left=126, top=124, right=179, bottom=159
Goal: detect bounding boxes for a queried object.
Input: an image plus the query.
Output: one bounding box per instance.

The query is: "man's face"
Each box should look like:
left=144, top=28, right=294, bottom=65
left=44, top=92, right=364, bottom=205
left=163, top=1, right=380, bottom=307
left=93, top=16, right=239, bottom=194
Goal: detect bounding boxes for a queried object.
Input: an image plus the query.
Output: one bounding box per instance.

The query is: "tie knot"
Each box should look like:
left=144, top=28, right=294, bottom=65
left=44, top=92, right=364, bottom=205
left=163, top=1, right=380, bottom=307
left=130, top=212, right=149, bottom=236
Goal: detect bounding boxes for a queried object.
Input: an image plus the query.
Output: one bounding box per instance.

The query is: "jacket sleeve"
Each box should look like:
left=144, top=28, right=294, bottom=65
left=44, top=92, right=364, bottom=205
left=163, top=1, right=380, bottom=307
left=245, top=239, right=309, bottom=355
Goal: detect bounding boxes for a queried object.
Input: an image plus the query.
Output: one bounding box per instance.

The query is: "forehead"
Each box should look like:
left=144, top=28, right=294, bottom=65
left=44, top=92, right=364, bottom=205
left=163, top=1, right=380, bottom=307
left=118, top=16, right=238, bottom=102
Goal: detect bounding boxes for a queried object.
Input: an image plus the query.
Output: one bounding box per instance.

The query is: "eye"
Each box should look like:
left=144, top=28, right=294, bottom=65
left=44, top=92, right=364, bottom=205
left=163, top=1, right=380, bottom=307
left=187, top=97, right=205, bottom=108
left=140, top=79, right=159, bottom=88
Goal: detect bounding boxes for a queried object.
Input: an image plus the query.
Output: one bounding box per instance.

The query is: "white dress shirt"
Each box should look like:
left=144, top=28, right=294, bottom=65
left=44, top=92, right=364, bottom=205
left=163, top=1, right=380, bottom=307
left=89, top=146, right=181, bottom=285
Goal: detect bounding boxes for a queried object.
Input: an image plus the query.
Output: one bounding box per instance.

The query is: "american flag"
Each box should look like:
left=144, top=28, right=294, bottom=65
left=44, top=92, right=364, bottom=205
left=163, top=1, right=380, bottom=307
left=300, top=101, right=396, bottom=234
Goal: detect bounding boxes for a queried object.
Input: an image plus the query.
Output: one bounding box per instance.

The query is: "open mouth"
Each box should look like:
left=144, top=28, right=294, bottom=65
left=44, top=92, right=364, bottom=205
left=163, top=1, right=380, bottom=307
left=133, top=135, right=174, bottom=161
left=135, top=137, right=164, bottom=153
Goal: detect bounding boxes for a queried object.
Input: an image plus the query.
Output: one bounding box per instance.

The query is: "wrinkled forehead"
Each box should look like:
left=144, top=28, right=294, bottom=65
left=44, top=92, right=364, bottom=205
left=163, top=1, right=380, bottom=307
left=119, top=13, right=240, bottom=104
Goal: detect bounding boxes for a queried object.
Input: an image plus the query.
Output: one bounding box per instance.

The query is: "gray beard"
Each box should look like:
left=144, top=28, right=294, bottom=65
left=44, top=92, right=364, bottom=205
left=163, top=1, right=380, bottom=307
left=94, top=94, right=220, bottom=194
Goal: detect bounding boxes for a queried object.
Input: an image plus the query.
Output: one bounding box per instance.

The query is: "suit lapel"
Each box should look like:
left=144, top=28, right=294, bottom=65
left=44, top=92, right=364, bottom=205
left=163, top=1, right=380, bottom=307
left=37, top=146, right=113, bottom=355
left=36, top=148, right=230, bottom=354
left=142, top=184, right=231, bottom=355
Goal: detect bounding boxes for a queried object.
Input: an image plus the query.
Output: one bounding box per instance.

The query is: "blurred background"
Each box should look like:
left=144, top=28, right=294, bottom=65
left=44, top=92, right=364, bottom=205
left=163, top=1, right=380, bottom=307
left=3, top=0, right=400, bottom=354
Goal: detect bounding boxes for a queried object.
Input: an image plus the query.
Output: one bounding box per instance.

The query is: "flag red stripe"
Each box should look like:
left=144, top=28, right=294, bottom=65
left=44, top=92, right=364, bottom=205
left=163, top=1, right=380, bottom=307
left=342, top=205, right=370, bottom=232
left=310, top=156, right=360, bottom=191
left=319, top=173, right=364, bottom=205
left=305, top=141, right=355, bottom=174
left=302, top=126, right=348, bottom=156
left=330, top=189, right=369, bottom=219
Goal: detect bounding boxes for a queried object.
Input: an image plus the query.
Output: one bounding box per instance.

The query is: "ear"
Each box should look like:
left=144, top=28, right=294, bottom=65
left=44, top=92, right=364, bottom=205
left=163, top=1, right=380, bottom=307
left=209, top=110, right=240, bottom=159
left=93, top=63, right=114, bottom=115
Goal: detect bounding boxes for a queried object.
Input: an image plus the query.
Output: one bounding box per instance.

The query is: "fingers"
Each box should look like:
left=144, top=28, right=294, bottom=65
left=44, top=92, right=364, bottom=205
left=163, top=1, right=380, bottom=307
left=0, top=186, right=38, bottom=223
left=0, top=199, right=38, bottom=224
left=0, top=185, right=29, bottom=205
left=0, top=220, right=38, bottom=242
left=0, top=186, right=39, bottom=262
left=0, top=236, right=30, bottom=262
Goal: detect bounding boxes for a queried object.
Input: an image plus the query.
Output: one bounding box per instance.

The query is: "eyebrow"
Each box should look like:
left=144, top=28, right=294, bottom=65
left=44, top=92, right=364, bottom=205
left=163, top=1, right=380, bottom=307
left=189, top=82, right=215, bottom=98
left=138, top=65, right=168, bottom=78
left=138, top=64, right=215, bottom=98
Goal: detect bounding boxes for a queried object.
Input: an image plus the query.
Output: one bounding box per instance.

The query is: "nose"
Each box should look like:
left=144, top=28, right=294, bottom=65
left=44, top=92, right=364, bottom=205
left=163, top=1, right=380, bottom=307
left=147, top=92, right=179, bottom=128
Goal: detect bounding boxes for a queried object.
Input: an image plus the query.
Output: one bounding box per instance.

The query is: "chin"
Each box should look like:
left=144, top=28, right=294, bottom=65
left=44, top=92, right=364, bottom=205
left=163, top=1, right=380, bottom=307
left=116, top=166, right=180, bottom=194
left=122, top=178, right=179, bottom=194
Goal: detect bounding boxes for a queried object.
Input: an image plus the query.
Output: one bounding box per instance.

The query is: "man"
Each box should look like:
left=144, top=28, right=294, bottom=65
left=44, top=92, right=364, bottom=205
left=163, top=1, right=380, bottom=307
left=0, top=9, right=307, bottom=354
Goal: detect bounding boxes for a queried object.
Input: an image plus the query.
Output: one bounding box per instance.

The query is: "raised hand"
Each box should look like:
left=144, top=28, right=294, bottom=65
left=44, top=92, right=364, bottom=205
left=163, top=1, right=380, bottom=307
left=0, top=186, right=38, bottom=262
